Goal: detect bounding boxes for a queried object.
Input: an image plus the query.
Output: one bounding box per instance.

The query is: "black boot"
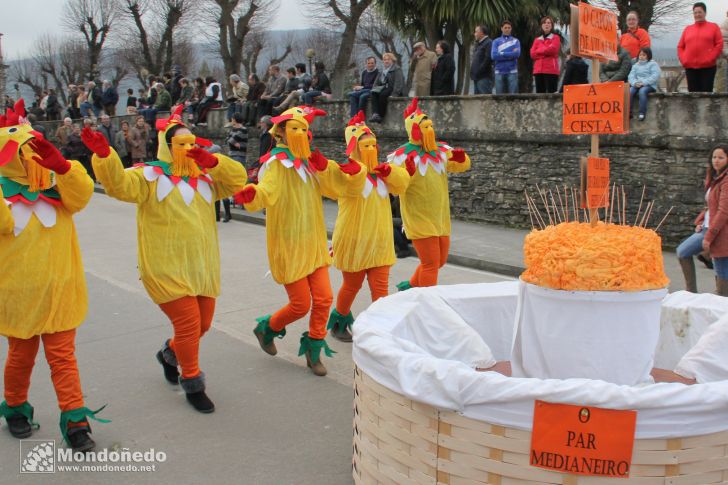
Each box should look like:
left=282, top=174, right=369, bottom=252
left=156, top=340, right=180, bottom=384
left=179, top=373, right=215, bottom=413
left=6, top=414, right=33, bottom=439
left=67, top=423, right=95, bottom=452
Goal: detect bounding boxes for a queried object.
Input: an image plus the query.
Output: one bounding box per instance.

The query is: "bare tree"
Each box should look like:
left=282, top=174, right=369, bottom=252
left=590, top=0, right=691, bottom=32
left=303, top=0, right=375, bottom=98
left=356, top=8, right=411, bottom=64
left=61, top=0, right=116, bottom=80
left=242, top=30, right=265, bottom=77
left=202, top=0, right=276, bottom=78
left=116, top=0, right=192, bottom=82
left=13, top=60, right=45, bottom=97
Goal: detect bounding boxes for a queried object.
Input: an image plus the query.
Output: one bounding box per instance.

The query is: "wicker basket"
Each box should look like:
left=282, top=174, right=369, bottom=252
left=353, top=366, right=728, bottom=485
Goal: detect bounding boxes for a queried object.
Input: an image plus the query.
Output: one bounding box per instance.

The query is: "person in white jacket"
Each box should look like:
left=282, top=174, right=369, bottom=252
left=628, top=47, right=661, bottom=121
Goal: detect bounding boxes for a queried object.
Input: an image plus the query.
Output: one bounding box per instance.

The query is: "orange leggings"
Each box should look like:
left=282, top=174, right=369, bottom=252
left=335, top=266, right=390, bottom=315
left=410, top=236, right=450, bottom=287
left=159, top=296, right=216, bottom=379
left=270, top=266, right=333, bottom=340
left=4, top=329, right=84, bottom=411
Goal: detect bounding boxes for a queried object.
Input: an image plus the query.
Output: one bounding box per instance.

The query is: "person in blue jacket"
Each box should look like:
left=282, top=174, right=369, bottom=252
left=491, top=20, right=521, bottom=94
left=627, top=47, right=661, bottom=121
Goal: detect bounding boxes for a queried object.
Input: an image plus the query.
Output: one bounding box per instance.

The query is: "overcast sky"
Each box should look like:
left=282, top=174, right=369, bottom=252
left=2, top=0, right=728, bottom=60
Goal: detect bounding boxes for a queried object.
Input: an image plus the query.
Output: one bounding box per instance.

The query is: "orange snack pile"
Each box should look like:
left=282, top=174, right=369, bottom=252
left=522, top=222, right=669, bottom=291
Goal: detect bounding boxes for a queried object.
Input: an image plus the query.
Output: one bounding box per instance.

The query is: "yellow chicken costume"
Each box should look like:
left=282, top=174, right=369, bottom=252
left=0, top=100, right=104, bottom=451
left=326, top=111, right=410, bottom=342
left=235, top=106, right=365, bottom=376
left=84, top=105, right=247, bottom=412
left=387, top=98, right=471, bottom=289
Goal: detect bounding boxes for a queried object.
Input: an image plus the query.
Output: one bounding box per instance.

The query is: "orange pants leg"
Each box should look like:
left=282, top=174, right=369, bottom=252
left=410, top=236, right=443, bottom=287
left=366, top=266, right=390, bottom=302
left=4, top=336, right=41, bottom=407
left=197, top=296, right=216, bottom=339
left=438, top=236, right=451, bottom=269
left=42, top=329, right=84, bottom=412
left=160, top=296, right=212, bottom=379
left=335, top=270, right=366, bottom=316
left=308, top=266, right=334, bottom=340
left=270, top=278, right=312, bottom=332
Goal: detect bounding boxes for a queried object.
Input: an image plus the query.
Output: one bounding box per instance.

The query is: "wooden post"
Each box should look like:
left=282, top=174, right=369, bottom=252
left=590, top=59, right=600, bottom=226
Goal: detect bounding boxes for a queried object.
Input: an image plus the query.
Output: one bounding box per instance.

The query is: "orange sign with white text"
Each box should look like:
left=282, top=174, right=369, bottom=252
left=563, top=82, right=628, bottom=135
left=577, top=2, right=618, bottom=61
left=582, top=157, right=610, bottom=209
left=530, top=401, right=637, bottom=478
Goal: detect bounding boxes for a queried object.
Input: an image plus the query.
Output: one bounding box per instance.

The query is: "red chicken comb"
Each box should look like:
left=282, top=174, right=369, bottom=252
left=403, top=97, right=421, bottom=118
left=302, top=107, right=327, bottom=123
left=347, top=110, right=366, bottom=126
left=155, top=104, right=186, bottom=131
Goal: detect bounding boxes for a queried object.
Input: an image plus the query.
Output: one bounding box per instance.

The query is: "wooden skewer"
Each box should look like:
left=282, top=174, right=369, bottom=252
left=616, top=184, right=622, bottom=225
left=654, top=206, right=674, bottom=232
left=549, top=190, right=562, bottom=224
left=556, top=186, right=566, bottom=222
left=643, top=201, right=655, bottom=228
left=638, top=200, right=651, bottom=228
left=609, top=183, right=616, bottom=225
left=563, top=185, right=569, bottom=223
left=526, top=192, right=546, bottom=229
left=621, top=185, right=626, bottom=226
left=536, top=185, right=553, bottom=226
left=634, top=185, right=646, bottom=226
left=525, top=191, right=536, bottom=229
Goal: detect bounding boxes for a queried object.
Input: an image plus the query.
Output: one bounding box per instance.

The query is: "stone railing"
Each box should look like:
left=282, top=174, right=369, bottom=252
left=38, top=93, right=728, bottom=246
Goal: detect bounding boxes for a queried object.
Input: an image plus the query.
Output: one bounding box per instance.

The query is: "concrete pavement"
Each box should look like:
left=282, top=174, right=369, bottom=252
left=0, top=193, right=510, bottom=484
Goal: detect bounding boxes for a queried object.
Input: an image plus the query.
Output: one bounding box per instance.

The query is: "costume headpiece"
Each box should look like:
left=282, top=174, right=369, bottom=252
left=403, top=97, right=428, bottom=143
left=155, top=104, right=211, bottom=163
left=269, top=106, right=327, bottom=140
left=344, top=111, right=374, bottom=157
left=0, top=99, right=42, bottom=180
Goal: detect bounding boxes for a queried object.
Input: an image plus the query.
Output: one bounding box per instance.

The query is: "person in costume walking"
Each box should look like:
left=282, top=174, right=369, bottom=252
left=387, top=98, right=471, bottom=289
left=234, top=106, right=364, bottom=376
left=0, top=100, right=105, bottom=451
left=81, top=105, right=247, bottom=413
left=326, top=111, right=410, bottom=342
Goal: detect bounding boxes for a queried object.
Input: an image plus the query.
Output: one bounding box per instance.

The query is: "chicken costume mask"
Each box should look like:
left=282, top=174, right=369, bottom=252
left=83, top=104, right=247, bottom=413
left=386, top=98, right=471, bottom=289
left=0, top=99, right=104, bottom=451
left=326, top=111, right=410, bottom=342
left=235, top=106, right=365, bottom=375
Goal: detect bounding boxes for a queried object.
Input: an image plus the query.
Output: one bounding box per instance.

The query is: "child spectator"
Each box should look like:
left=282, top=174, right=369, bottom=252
left=628, top=47, right=661, bottom=121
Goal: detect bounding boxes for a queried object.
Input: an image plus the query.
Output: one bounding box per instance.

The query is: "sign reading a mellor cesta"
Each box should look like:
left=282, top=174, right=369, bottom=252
left=20, top=440, right=166, bottom=474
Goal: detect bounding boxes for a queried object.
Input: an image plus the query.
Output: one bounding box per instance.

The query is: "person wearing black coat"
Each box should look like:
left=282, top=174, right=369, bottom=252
left=559, top=51, right=590, bottom=92
left=431, top=40, right=456, bottom=95
left=470, top=25, right=494, bottom=94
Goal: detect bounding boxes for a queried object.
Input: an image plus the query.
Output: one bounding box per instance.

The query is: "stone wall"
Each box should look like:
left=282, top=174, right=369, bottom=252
left=38, top=93, right=728, bottom=247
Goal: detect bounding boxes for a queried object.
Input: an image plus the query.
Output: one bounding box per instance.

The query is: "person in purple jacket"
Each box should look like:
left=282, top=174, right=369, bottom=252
left=491, top=20, right=521, bottom=94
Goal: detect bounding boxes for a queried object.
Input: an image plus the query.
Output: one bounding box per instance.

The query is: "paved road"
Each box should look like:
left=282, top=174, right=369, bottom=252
left=0, top=193, right=510, bottom=484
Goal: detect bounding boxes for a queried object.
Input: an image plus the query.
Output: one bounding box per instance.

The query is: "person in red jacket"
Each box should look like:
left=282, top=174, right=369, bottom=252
left=530, top=16, right=561, bottom=93
left=678, top=2, right=723, bottom=92
left=619, top=11, right=651, bottom=60
left=702, top=144, right=728, bottom=296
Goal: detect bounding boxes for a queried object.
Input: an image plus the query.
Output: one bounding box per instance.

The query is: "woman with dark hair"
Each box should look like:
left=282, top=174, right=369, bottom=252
left=301, top=62, right=331, bottom=105
left=431, top=40, right=456, bottom=95
left=530, top=16, right=561, bottom=93
left=678, top=2, right=723, bottom=92
left=678, top=145, right=728, bottom=294
left=195, top=76, right=223, bottom=125
left=627, top=47, right=661, bottom=121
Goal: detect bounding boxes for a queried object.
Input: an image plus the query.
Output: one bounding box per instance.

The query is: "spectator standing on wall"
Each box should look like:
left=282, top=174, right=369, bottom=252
left=431, top=41, right=456, bottom=95
left=678, top=2, right=723, bottom=93
left=101, top=80, right=119, bottom=116
left=301, top=61, right=332, bottom=105
left=530, top=16, right=561, bottom=93
left=348, top=57, right=379, bottom=116
left=492, top=20, right=521, bottom=94
left=126, top=88, right=137, bottom=115
left=559, top=50, right=589, bottom=92
left=471, top=25, right=494, bottom=94
left=628, top=47, right=661, bottom=121
left=45, top=88, right=61, bottom=121
left=170, top=66, right=183, bottom=104
left=368, top=52, right=406, bottom=123
left=619, top=11, right=651, bottom=60
left=410, top=42, right=438, bottom=97
left=67, top=85, right=80, bottom=119
left=80, top=81, right=102, bottom=118
left=600, top=45, right=632, bottom=82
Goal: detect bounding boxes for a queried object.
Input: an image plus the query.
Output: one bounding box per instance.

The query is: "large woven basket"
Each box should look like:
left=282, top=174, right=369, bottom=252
left=352, top=366, right=728, bottom=485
